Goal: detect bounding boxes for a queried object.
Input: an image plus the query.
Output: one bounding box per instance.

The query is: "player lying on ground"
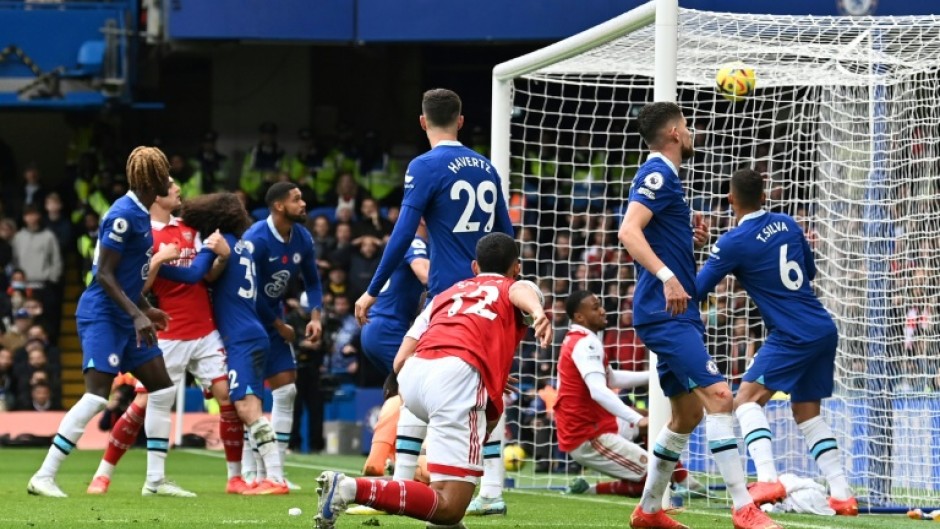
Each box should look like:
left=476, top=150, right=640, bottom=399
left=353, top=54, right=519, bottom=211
left=87, top=177, right=244, bottom=496
left=556, top=290, right=706, bottom=498
left=181, top=192, right=289, bottom=496
left=315, top=232, right=550, bottom=529
left=695, top=168, right=856, bottom=516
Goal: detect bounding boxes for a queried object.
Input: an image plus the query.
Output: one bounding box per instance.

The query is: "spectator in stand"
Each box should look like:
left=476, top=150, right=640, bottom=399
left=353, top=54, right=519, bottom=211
left=325, top=267, right=348, bottom=299
left=309, top=215, right=335, bottom=276
left=25, top=323, right=59, bottom=366
left=26, top=381, right=54, bottom=412
left=10, top=164, right=47, bottom=221
left=15, top=344, right=61, bottom=410
left=77, top=210, right=100, bottom=287
left=285, top=128, right=322, bottom=206
left=541, top=231, right=572, bottom=283
left=7, top=269, right=32, bottom=313
left=0, top=217, right=16, bottom=288
left=168, top=154, right=195, bottom=196
left=348, top=237, right=381, bottom=301
left=353, top=197, right=393, bottom=242
left=2, top=308, right=31, bottom=351
left=329, top=221, right=354, bottom=270
left=44, top=193, right=72, bottom=260
left=326, top=172, right=368, bottom=220
left=13, top=205, right=62, bottom=286
left=604, top=301, right=647, bottom=373
left=13, top=204, right=63, bottom=340
left=326, top=294, right=360, bottom=383
left=241, top=122, right=285, bottom=207
left=0, top=347, right=14, bottom=411
left=288, top=292, right=327, bottom=453
left=386, top=205, right=400, bottom=225
left=190, top=131, right=228, bottom=195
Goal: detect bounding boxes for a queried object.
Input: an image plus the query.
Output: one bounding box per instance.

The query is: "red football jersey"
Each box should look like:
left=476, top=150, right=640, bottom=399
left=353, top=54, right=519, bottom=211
left=554, top=326, right=619, bottom=452
left=414, top=274, right=528, bottom=417
left=151, top=218, right=216, bottom=340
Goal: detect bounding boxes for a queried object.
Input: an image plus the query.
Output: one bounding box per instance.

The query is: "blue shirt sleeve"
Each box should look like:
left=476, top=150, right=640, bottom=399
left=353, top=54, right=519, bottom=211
left=366, top=204, right=422, bottom=297
left=300, top=232, right=324, bottom=311
left=98, top=213, right=131, bottom=254
left=405, top=238, right=428, bottom=265
left=493, top=181, right=515, bottom=237
left=156, top=249, right=215, bottom=284
left=401, top=158, right=435, bottom=211
left=694, top=235, right=739, bottom=303
left=628, top=172, right=675, bottom=216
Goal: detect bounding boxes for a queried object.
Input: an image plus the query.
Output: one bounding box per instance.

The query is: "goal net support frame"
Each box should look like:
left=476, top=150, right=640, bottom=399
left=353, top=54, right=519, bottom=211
left=491, top=0, right=940, bottom=513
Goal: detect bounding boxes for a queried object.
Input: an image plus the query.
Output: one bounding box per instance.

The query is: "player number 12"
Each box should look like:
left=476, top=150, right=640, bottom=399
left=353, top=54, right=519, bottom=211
left=448, top=285, right=499, bottom=320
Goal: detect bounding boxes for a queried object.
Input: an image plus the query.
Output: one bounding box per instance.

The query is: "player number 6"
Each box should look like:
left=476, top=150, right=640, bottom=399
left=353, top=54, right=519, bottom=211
left=778, top=244, right=803, bottom=291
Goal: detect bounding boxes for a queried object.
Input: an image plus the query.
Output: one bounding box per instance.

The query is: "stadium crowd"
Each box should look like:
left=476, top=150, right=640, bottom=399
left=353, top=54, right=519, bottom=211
left=2, top=115, right=929, bottom=459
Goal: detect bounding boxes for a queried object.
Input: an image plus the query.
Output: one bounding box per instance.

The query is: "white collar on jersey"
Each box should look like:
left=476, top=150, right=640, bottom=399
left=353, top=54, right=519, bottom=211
left=738, top=209, right=768, bottom=226
left=126, top=191, right=149, bottom=214
left=647, top=152, right=678, bottom=177
left=266, top=215, right=289, bottom=243
left=477, top=273, right=504, bottom=278
left=434, top=140, right=462, bottom=148
left=568, top=323, right=601, bottom=338
left=150, top=215, right=179, bottom=231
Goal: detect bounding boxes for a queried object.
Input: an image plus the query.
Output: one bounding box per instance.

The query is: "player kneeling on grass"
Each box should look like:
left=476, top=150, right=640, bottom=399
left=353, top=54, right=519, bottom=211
left=556, top=290, right=706, bottom=498
left=181, top=192, right=288, bottom=496
left=315, top=232, right=551, bottom=529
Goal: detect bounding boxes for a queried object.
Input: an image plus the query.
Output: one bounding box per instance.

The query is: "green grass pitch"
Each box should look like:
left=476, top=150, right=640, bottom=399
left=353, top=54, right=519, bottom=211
left=0, top=447, right=923, bottom=528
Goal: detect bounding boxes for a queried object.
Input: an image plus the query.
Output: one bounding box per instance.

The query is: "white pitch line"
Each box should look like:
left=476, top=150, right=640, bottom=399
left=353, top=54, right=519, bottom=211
left=188, top=450, right=845, bottom=529
left=511, top=489, right=844, bottom=529
left=187, top=448, right=364, bottom=475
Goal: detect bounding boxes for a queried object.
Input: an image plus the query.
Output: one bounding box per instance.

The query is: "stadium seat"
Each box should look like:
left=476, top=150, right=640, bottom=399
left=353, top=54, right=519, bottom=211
left=251, top=206, right=268, bottom=221
left=63, top=40, right=105, bottom=78
left=306, top=206, right=336, bottom=224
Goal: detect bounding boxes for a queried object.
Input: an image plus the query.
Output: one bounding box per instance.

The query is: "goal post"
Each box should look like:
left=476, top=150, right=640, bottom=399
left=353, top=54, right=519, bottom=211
left=492, top=0, right=940, bottom=511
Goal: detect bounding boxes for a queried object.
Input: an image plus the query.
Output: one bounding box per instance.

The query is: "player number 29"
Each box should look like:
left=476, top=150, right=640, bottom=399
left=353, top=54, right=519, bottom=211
left=451, top=180, right=498, bottom=233
left=778, top=244, right=803, bottom=291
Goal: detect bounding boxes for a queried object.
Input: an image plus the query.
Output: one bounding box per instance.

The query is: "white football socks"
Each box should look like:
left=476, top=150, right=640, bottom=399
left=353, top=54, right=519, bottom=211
left=145, top=386, right=176, bottom=486
left=639, top=426, right=688, bottom=513
left=735, top=402, right=778, bottom=482
left=36, top=393, right=108, bottom=479
left=799, top=415, right=852, bottom=499
left=706, top=413, right=751, bottom=510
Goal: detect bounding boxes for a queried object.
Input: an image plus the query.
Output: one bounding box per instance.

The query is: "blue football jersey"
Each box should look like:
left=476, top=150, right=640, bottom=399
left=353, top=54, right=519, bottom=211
left=696, top=210, right=837, bottom=344
left=242, top=216, right=323, bottom=327
left=369, top=236, right=429, bottom=321
left=371, top=141, right=512, bottom=298
left=76, top=192, right=154, bottom=325
left=211, top=233, right=268, bottom=351
left=627, top=154, right=699, bottom=325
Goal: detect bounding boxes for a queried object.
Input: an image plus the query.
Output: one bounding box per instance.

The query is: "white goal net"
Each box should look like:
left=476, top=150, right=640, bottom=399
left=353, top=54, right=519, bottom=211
left=498, top=5, right=940, bottom=510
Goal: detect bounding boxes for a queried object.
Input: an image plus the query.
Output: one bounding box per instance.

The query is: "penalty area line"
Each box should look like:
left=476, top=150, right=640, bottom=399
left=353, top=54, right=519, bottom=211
left=510, top=489, right=844, bottom=529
